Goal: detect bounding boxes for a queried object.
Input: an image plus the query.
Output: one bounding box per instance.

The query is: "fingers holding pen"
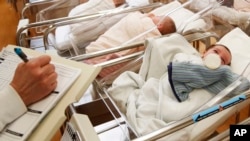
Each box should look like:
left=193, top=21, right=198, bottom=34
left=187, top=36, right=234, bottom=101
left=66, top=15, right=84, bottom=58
left=33, top=55, right=52, bottom=67
left=41, top=63, right=56, bottom=77
left=20, top=55, right=56, bottom=78
left=47, top=73, right=58, bottom=90
left=39, top=59, right=58, bottom=91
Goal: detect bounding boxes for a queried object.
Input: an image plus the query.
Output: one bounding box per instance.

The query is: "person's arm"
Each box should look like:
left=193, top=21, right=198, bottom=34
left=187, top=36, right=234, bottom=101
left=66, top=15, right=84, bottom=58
left=0, top=85, right=27, bottom=131
left=0, top=55, right=57, bottom=131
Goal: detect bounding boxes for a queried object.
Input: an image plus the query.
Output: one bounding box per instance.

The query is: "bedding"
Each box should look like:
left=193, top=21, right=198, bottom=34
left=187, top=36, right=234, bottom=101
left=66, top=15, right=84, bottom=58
left=107, top=27, right=250, bottom=137
left=189, top=0, right=250, bottom=30
left=49, top=0, right=118, bottom=53
left=50, top=0, right=153, bottom=53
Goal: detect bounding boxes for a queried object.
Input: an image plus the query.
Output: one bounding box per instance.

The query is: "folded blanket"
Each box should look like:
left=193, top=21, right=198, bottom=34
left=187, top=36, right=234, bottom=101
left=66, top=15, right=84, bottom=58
left=168, top=62, right=250, bottom=102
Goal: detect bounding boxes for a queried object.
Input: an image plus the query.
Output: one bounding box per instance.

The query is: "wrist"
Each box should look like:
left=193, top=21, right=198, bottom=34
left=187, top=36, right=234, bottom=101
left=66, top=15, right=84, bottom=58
left=6, top=85, right=28, bottom=109
left=10, top=82, right=29, bottom=106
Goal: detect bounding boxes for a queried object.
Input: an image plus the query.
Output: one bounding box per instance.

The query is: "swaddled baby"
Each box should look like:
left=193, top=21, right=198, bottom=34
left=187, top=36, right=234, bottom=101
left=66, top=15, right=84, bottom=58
left=84, top=12, right=176, bottom=78
left=168, top=44, right=250, bottom=102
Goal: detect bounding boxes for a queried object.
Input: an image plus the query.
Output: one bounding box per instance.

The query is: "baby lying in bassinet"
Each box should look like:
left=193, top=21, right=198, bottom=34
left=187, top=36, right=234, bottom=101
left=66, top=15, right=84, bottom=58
left=50, top=0, right=153, bottom=55
left=82, top=1, right=207, bottom=77
left=169, top=44, right=232, bottom=102
left=107, top=31, right=250, bottom=136
left=82, top=12, right=176, bottom=78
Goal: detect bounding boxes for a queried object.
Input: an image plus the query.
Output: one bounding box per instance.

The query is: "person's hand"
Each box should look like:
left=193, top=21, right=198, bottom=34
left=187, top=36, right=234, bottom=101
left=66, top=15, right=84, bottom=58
left=10, top=55, right=58, bottom=106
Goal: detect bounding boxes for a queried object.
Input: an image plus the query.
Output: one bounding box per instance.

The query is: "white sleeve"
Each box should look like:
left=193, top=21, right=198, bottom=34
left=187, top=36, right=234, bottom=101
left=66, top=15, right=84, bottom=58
left=0, top=85, right=27, bottom=131
left=126, top=0, right=152, bottom=7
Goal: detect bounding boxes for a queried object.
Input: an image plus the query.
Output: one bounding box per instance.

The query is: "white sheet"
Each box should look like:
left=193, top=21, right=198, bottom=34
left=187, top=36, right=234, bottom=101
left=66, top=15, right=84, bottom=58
left=218, top=27, right=250, bottom=78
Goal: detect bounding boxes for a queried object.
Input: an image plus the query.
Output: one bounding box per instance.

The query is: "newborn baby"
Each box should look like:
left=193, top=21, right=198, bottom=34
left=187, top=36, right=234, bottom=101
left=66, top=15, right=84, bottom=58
left=168, top=44, right=249, bottom=102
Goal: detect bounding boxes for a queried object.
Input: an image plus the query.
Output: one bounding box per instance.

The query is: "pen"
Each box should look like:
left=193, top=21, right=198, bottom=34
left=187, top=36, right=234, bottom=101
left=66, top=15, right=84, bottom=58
left=14, top=48, right=29, bottom=62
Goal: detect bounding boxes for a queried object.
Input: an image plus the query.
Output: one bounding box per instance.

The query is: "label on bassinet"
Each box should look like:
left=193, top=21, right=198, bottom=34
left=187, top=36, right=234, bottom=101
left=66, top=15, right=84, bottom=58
left=192, top=94, right=246, bottom=122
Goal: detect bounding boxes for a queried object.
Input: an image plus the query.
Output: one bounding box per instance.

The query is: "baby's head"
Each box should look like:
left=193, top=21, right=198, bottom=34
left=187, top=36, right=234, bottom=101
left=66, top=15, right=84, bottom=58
left=148, top=13, right=177, bottom=35
left=113, top=0, right=125, bottom=7
left=202, top=44, right=232, bottom=66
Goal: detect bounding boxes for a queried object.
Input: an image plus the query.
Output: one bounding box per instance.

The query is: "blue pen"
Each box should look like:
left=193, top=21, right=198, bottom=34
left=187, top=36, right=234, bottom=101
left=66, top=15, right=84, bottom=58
left=14, top=48, right=29, bottom=62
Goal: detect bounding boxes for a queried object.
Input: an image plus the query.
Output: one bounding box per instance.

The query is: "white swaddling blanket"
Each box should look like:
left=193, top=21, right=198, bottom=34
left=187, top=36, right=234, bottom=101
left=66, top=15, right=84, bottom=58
left=150, top=1, right=208, bottom=34
left=85, top=11, right=161, bottom=63
left=107, top=33, right=214, bottom=136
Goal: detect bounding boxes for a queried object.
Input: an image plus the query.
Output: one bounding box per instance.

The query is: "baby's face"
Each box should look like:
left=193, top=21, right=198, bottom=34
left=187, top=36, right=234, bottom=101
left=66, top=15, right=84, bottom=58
left=203, top=45, right=232, bottom=65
